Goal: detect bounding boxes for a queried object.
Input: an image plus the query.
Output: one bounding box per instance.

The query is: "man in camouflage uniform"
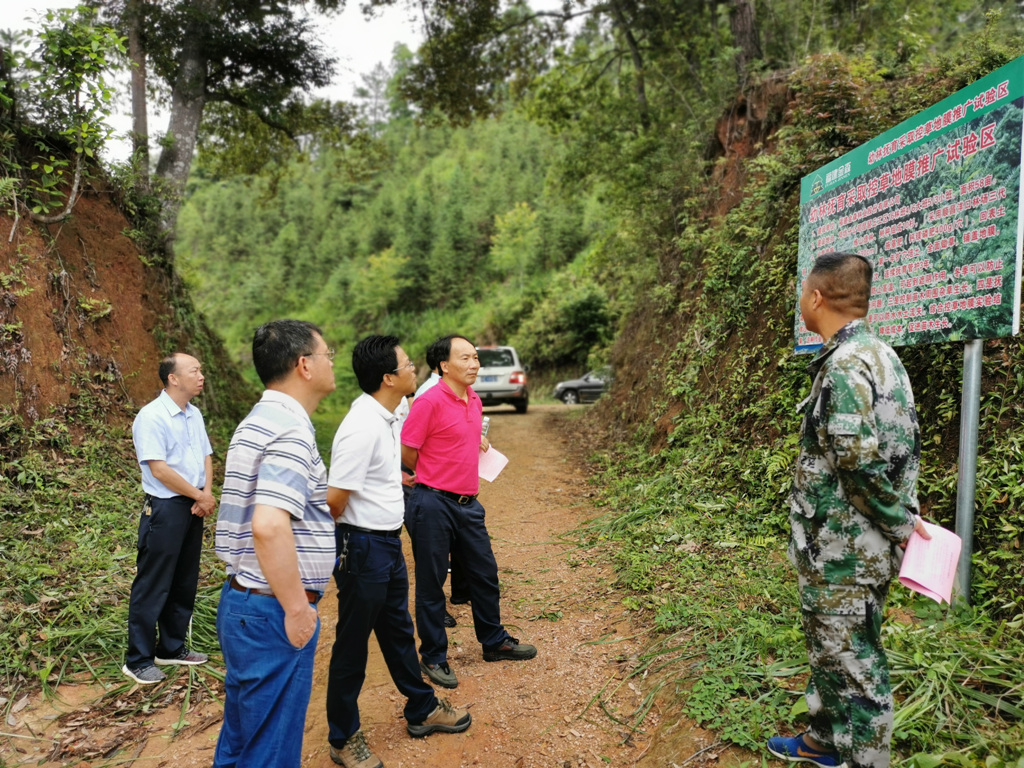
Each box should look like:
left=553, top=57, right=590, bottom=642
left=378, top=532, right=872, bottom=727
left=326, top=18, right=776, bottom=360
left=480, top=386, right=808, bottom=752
left=768, top=252, right=929, bottom=768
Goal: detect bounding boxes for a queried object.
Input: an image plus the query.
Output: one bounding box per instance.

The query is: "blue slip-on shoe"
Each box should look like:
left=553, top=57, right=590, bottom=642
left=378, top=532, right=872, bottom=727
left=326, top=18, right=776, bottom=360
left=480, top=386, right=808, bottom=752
left=767, top=733, right=846, bottom=768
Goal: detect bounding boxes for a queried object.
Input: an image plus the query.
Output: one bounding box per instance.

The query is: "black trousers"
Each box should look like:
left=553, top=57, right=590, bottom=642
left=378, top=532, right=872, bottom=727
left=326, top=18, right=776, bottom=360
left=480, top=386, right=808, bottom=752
left=406, top=486, right=512, bottom=664
left=126, top=495, right=204, bottom=668
left=326, top=528, right=436, bottom=746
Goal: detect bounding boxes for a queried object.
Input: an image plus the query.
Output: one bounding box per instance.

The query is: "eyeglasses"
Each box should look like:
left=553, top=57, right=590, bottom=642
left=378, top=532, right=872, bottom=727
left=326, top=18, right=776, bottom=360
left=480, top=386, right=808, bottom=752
left=305, top=348, right=336, bottom=362
left=392, top=361, right=415, bottom=374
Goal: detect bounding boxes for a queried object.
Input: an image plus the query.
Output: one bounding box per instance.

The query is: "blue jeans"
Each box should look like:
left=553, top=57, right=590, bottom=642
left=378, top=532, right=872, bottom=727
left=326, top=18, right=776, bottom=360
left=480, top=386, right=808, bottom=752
left=406, top=487, right=512, bottom=664
left=213, top=581, right=320, bottom=768
left=326, top=528, right=436, bottom=747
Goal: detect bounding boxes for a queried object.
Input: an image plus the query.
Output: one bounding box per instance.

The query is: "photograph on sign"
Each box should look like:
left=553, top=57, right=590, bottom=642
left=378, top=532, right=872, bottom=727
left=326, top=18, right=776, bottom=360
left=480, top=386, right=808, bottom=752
left=795, top=58, right=1024, bottom=353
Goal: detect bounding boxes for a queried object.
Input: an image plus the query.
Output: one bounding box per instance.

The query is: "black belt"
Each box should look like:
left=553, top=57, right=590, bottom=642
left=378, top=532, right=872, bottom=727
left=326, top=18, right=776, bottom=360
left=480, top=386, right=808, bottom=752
left=338, top=523, right=403, bottom=538
left=419, top=484, right=477, bottom=505
left=229, top=575, right=321, bottom=604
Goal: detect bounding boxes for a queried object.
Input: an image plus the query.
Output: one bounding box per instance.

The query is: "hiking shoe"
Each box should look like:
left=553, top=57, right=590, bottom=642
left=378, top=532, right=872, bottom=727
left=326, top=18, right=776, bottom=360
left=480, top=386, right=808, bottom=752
left=420, top=660, right=458, bottom=689
left=482, top=637, right=537, bottom=662
left=329, top=730, right=382, bottom=768
left=767, top=733, right=846, bottom=768
left=407, top=698, right=472, bottom=737
left=444, top=610, right=457, bottom=628
left=155, top=647, right=208, bottom=666
left=122, top=664, right=166, bottom=685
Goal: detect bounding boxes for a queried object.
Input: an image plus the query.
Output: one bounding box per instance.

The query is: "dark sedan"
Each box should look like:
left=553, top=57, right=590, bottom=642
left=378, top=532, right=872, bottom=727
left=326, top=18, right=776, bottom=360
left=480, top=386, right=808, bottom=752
left=552, top=368, right=611, bottom=404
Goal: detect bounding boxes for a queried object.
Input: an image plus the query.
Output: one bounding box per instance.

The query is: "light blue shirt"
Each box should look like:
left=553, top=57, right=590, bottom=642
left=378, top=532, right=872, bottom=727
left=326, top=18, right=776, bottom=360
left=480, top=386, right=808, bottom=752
left=414, top=371, right=441, bottom=399
left=132, top=390, right=213, bottom=498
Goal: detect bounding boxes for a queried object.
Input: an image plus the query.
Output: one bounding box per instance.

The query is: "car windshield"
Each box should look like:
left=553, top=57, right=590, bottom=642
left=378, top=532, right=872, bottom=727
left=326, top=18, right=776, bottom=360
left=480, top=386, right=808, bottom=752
left=478, top=349, right=514, bottom=367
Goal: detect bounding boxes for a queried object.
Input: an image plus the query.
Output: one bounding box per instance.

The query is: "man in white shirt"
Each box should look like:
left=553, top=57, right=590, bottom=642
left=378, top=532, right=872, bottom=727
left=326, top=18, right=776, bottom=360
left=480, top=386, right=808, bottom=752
left=125, top=353, right=215, bottom=685
left=325, top=335, right=471, bottom=768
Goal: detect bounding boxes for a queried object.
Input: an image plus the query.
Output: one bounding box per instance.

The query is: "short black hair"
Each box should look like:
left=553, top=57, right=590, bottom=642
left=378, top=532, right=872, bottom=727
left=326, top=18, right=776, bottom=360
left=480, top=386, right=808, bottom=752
left=352, top=335, right=400, bottom=395
left=808, top=252, right=873, bottom=316
left=158, top=354, right=178, bottom=387
left=430, top=335, right=474, bottom=370
left=424, top=338, right=447, bottom=373
left=252, top=320, right=323, bottom=386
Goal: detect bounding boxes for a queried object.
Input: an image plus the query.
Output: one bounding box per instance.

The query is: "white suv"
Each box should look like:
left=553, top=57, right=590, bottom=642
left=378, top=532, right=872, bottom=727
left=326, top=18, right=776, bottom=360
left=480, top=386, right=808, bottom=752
left=474, top=346, right=529, bottom=413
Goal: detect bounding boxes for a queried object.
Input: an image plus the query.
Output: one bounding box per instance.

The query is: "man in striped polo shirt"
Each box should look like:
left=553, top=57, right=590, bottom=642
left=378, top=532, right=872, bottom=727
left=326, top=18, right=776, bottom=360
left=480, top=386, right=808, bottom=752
left=213, top=320, right=337, bottom=768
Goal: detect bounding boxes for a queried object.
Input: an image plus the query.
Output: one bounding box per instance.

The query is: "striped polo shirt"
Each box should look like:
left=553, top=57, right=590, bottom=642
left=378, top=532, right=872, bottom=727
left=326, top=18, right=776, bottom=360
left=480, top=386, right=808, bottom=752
left=215, top=390, right=334, bottom=594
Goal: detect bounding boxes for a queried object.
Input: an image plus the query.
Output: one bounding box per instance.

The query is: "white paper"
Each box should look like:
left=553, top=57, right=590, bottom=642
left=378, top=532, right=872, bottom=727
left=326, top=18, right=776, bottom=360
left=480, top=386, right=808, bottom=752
left=898, top=521, right=962, bottom=604
left=478, top=446, right=508, bottom=483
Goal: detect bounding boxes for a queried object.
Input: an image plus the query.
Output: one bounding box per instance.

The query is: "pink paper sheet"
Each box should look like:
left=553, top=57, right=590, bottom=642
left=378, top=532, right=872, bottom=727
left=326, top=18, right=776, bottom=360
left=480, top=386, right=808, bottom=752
left=478, top=446, right=509, bottom=483
left=898, top=521, right=962, bottom=604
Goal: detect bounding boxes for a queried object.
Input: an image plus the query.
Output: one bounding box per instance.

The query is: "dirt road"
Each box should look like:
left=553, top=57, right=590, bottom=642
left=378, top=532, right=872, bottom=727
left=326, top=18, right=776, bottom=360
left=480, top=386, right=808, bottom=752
left=299, top=404, right=650, bottom=767
left=3, top=404, right=653, bottom=768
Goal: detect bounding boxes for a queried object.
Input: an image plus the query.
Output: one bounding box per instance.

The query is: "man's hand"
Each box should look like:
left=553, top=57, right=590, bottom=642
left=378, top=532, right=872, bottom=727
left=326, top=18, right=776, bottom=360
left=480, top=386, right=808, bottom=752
left=191, top=489, right=217, bottom=517
left=900, top=514, right=932, bottom=549
left=284, top=603, right=318, bottom=649
left=401, top=471, right=416, bottom=487
left=480, top=436, right=490, bottom=453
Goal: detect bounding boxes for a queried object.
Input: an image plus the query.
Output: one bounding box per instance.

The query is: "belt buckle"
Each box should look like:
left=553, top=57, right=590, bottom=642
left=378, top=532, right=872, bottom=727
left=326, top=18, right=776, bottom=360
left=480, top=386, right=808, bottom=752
left=457, top=494, right=470, bottom=504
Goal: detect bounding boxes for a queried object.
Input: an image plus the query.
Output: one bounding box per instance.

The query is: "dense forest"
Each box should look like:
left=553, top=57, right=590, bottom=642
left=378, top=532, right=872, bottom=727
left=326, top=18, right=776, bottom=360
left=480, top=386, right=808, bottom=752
left=2, top=0, right=1024, bottom=765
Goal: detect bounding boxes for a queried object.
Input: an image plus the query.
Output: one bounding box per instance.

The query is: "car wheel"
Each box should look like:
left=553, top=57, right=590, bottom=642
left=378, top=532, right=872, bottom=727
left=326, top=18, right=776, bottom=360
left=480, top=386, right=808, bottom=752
left=514, top=399, right=528, bottom=414
left=560, top=390, right=579, bottom=405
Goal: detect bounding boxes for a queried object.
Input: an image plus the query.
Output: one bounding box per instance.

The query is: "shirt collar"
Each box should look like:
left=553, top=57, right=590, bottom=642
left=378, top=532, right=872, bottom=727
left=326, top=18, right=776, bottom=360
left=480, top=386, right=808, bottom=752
left=157, top=389, right=192, bottom=417
left=355, top=392, right=400, bottom=425
left=808, top=318, right=868, bottom=378
left=260, top=389, right=315, bottom=432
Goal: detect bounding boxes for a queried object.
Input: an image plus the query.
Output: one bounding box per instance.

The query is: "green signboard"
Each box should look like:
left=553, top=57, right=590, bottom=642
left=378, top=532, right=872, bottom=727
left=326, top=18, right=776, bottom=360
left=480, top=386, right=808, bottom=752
left=796, top=57, right=1024, bottom=352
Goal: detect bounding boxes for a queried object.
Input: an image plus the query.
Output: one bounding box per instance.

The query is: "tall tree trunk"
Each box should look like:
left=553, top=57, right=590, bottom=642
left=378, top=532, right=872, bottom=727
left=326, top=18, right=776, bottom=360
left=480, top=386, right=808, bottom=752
left=126, top=0, right=150, bottom=192
left=729, top=0, right=761, bottom=83
left=608, top=0, right=650, bottom=132
left=154, top=0, right=217, bottom=252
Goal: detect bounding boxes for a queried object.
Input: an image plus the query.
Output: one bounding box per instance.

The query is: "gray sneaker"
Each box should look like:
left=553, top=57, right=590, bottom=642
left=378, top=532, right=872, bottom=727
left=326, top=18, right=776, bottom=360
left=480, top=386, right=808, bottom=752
left=420, top=660, right=458, bottom=689
left=407, top=697, right=472, bottom=737
left=155, top=647, right=208, bottom=666
left=329, top=730, right=382, bottom=768
left=122, top=664, right=166, bottom=685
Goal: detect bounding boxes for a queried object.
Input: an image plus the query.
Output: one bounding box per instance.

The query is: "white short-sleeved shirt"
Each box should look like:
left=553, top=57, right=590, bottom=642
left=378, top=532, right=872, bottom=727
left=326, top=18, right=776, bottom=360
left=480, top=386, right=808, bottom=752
left=215, top=390, right=334, bottom=593
left=328, top=393, right=404, bottom=530
left=414, top=372, right=441, bottom=400
left=132, top=390, right=213, bottom=498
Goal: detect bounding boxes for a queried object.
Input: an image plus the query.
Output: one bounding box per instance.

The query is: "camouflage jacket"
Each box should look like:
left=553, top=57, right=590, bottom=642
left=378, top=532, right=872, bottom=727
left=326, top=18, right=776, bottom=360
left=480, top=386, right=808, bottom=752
left=788, top=319, right=920, bottom=614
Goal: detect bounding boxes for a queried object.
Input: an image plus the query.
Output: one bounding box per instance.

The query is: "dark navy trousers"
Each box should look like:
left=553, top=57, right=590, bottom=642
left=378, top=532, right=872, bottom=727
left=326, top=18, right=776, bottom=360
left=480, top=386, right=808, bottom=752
left=326, top=528, right=436, bottom=747
left=126, top=495, right=203, bottom=668
left=406, top=486, right=512, bottom=665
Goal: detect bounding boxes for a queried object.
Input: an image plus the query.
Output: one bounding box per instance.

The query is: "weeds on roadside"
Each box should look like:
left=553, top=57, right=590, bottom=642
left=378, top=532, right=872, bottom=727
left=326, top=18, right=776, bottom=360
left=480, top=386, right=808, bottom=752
left=0, top=400, right=226, bottom=723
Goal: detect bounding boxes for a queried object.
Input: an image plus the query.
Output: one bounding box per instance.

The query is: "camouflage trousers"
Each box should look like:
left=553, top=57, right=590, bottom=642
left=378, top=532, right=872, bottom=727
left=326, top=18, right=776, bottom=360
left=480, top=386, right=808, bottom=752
left=801, top=586, right=893, bottom=768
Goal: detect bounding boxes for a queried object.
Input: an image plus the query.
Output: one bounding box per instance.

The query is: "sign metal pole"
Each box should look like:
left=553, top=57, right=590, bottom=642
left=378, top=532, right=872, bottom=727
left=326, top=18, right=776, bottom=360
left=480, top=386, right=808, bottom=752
left=953, top=339, right=983, bottom=603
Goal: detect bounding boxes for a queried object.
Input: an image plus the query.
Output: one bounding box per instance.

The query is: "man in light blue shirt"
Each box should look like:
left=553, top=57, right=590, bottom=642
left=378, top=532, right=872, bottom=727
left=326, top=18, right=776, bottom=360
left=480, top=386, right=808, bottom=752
left=125, top=353, right=216, bottom=685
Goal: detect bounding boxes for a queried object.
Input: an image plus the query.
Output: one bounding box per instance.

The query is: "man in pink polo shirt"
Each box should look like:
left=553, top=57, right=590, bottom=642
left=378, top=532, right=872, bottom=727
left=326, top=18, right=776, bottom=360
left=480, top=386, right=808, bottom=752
left=401, top=335, right=537, bottom=690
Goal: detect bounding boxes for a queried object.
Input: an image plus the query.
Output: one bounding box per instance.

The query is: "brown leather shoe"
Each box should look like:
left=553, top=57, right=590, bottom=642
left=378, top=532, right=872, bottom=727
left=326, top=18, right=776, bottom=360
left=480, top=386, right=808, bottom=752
left=407, top=697, right=472, bottom=737
left=329, top=730, right=382, bottom=768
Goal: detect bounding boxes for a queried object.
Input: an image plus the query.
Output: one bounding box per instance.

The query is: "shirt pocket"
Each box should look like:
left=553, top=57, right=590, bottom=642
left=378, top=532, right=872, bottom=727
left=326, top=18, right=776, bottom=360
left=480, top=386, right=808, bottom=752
left=828, top=413, right=877, bottom=471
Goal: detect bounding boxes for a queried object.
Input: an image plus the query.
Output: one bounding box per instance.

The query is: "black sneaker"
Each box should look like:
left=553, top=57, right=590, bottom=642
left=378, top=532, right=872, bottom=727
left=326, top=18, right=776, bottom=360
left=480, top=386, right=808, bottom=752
left=444, top=610, right=457, bottom=628
left=483, top=637, right=537, bottom=662
left=420, top=660, right=458, bottom=689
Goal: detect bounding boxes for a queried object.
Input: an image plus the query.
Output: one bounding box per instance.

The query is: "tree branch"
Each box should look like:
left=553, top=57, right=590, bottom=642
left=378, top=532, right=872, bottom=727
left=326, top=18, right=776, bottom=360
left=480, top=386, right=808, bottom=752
left=28, top=153, right=84, bottom=225
left=206, top=90, right=299, bottom=140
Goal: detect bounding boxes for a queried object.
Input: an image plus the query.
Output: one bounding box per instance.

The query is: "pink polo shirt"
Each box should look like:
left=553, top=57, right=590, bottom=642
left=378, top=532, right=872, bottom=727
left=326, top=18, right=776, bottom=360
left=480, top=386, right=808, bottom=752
left=402, top=380, right=482, bottom=496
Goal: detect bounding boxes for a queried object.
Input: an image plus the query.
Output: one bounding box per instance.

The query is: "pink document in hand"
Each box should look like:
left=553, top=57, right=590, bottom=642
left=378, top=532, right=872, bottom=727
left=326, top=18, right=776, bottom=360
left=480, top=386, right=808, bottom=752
left=478, top=446, right=509, bottom=483
left=898, top=521, right=962, bottom=604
